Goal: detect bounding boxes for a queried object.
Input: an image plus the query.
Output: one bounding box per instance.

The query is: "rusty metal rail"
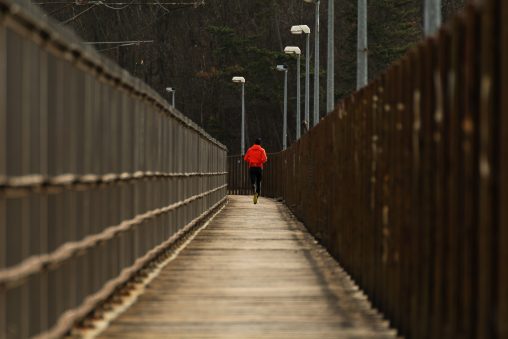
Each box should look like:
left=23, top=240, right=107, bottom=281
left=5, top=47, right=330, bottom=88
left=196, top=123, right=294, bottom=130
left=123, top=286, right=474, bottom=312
left=0, top=0, right=227, bottom=337
left=227, top=156, right=252, bottom=195
left=229, top=1, right=506, bottom=338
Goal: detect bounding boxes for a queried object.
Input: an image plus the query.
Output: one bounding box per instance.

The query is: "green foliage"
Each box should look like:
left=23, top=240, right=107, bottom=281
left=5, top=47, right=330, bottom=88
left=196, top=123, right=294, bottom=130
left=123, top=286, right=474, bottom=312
left=368, top=0, right=421, bottom=78
left=206, top=24, right=286, bottom=103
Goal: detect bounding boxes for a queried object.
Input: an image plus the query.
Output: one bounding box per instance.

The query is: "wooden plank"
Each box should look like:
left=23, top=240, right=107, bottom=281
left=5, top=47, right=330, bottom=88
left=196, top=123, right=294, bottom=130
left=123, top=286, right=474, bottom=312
left=99, top=196, right=397, bottom=338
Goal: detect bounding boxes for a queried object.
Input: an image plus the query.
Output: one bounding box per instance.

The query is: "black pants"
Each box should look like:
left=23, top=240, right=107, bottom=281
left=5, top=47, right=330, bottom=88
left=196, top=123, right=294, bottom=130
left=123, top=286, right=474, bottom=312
left=249, top=167, right=262, bottom=195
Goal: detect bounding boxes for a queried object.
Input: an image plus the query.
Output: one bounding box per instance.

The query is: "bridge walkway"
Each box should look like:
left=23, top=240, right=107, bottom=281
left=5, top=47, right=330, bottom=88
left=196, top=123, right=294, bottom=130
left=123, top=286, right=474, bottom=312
left=98, top=195, right=397, bottom=339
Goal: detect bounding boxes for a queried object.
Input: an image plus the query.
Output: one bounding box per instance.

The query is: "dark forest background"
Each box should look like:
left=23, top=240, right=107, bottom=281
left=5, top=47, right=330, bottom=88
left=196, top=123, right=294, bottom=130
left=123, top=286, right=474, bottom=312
left=40, top=0, right=465, bottom=154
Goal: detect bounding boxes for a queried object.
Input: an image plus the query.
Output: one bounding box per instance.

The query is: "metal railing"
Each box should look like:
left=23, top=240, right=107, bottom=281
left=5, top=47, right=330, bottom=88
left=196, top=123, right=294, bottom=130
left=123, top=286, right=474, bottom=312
left=227, top=156, right=252, bottom=195
left=0, top=0, right=227, bottom=337
left=229, top=1, right=507, bottom=338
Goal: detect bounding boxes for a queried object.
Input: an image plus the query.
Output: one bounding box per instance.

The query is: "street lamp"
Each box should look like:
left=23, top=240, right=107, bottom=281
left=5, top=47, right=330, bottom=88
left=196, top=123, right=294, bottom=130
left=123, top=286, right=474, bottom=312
left=165, top=87, right=176, bottom=107
left=304, top=0, right=320, bottom=126
left=291, top=25, right=311, bottom=131
left=232, top=76, right=246, bottom=155
left=276, top=64, right=288, bottom=150
left=284, top=46, right=302, bottom=140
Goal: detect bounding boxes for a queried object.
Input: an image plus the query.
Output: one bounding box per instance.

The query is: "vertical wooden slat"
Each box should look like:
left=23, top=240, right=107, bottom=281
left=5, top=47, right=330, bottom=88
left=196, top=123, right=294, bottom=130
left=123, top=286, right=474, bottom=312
left=459, top=5, right=480, bottom=338
left=418, top=39, right=435, bottom=338
left=477, top=0, right=500, bottom=337
left=430, top=26, right=448, bottom=339
left=499, top=0, right=508, bottom=337
left=399, top=53, right=415, bottom=336
left=409, top=45, right=423, bottom=339
left=447, top=17, right=466, bottom=338
left=391, top=62, right=402, bottom=334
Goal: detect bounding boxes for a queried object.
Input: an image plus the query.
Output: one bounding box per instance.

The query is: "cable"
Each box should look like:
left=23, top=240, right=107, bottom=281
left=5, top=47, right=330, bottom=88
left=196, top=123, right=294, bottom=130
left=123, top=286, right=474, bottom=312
left=82, top=40, right=154, bottom=44
left=98, top=42, right=138, bottom=52
left=99, top=0, right=135, bottom=10
left=128, top=4, right=194, bottom=38
left=33, top=1, right=203, bottom=5
left=155, top=0, right=171, bottom=13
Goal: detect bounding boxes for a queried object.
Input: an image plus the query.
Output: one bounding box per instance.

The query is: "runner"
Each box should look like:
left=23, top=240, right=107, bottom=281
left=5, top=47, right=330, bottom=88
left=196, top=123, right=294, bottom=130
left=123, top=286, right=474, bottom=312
left=243, top=138, right=268, bottom=204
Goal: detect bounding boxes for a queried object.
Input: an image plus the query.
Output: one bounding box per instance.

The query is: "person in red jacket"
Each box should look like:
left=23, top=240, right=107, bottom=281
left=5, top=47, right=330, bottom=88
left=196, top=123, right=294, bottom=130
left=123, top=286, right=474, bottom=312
left=244, top=138, right=268, bottom=204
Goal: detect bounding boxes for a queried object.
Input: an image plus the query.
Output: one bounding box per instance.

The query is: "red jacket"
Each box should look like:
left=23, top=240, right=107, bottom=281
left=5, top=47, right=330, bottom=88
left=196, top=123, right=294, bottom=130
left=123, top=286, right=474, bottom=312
left=244, top=144, right=268, bottom=168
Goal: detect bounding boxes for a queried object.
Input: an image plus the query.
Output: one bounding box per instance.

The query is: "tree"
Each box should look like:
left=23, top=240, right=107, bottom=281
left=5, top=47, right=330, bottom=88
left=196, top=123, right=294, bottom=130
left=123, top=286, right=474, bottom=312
left=41, top=0, right=465, bottom=154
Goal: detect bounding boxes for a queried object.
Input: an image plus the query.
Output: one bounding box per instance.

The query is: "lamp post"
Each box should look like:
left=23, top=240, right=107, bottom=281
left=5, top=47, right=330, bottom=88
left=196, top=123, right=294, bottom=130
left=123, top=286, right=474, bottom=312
left=165, top=87, right=176, bottom=107
left=357, top=0, right=368, bottom=89
left=424, top=0, right=441, bottom=36
left=326, top=0, right=334, bottom=113
left=276, top=64, right=288, bottom=150
left=284, top=46, right=302, bottom=140
left=232, top=76, right=246, bottom=155
left=291, top=25, right=311, bottom=131
left=304, top=0, right=320, bottom=126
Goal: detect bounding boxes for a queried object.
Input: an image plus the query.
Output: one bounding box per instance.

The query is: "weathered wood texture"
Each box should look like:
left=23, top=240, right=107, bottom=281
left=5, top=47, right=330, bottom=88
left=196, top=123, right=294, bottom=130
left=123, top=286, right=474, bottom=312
left=99, top=196, right=396, bottom=339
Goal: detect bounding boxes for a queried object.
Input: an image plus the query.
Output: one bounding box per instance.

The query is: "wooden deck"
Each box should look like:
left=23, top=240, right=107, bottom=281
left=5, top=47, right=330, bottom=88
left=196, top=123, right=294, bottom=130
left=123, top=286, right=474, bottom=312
left=98, top=195, right=397, bottom=338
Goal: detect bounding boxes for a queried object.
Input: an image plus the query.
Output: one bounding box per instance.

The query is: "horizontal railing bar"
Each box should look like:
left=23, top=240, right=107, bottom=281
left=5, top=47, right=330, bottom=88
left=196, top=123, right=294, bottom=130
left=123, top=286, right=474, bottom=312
left=0, top=172, right=228, bottom=188
left=0, top=171, right=228, bottom=198
left=0, top=184, right=227, bottom=286
left=33, top=197, right=228, bottom=339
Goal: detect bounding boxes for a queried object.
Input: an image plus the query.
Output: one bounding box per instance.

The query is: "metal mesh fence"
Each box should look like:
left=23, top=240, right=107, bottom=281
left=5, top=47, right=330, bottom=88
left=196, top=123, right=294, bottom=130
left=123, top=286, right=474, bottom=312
left=0, top=0, right=227, bottom=337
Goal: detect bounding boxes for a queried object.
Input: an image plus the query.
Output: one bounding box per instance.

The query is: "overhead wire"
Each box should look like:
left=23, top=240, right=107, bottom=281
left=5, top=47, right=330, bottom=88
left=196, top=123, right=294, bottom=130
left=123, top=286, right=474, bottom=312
left=129, top=4, right=195, bottom=38
left=45, top=0, right=203, bottom=41
left=98, top=42, right=142, bottom=52
left=33, top=1, right=204, bottom=6
left=155, top=0, right=171, bottom=13
left=99, top=0, right=135, bottom=10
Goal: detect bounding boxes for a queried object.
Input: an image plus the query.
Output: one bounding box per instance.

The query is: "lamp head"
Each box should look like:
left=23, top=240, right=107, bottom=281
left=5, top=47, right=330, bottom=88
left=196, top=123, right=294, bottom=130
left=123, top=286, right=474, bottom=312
left=299, top=25, right=310, bottom=34
left=290, top=25, right=303, bottom=35
left=303, top=0, right=318, bottom=3
left=165, top=87, right=175, bottom=92
left=232, top=76, right=246, bottom=83
left=291, top=25, right=310, bottom=35
left=284, top=46, right=301, bottom=55
left=276, top=64, right=288, bottom=72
